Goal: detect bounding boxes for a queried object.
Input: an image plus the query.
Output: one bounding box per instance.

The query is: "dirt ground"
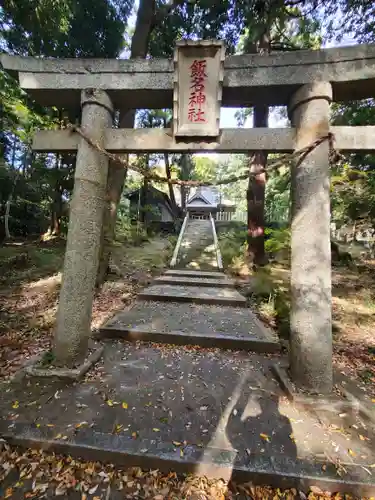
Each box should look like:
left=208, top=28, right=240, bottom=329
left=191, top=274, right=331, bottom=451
left=0, top=236, right=174, bottom=380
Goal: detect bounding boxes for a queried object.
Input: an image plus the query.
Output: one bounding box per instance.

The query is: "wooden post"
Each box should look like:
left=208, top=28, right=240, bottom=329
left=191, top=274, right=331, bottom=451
left=288, top=82, right=333, bottom=393
left=53, top=89, right=113, bottom=367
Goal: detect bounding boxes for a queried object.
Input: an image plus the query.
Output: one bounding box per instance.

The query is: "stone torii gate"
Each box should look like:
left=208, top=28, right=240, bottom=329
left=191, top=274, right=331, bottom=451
left=3, top=41, right=375, bottom=394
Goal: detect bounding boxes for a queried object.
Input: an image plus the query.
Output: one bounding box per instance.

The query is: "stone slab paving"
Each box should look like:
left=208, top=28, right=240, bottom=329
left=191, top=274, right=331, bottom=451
left=100, top=301, right=279, bottom=352
left=138, top=284, right=246, bottom=307
left=166, top=269, right=227, bottom=279
left=0, top=342, right=374, bottom=494
left=177, top=220, right=219, bottom=271
left=153, top=275, right=235, bottom=288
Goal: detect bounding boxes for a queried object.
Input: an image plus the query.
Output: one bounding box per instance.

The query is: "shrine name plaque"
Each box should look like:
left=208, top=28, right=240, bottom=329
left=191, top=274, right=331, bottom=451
left=173, top=40, right=225, bottom=139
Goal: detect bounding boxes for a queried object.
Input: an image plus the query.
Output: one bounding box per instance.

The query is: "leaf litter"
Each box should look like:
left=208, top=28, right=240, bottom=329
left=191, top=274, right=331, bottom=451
left=0, top=444, right=371, bottom=499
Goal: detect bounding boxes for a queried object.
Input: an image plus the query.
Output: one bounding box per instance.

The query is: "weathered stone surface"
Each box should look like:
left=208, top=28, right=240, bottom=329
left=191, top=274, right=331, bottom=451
left=288, top=82, right=333, bottom=393
left=153, top=275, right=235, bottom=287
left=0, top=342, right=374, bottom=495
left=174, top=41, right=224, bottom=138
left=24, top=346, right=104, bottom=380
left=32, top=126, right=375, bottom=154
left=3, top=43, right=375, bottom=108
left=101, top=301, right=275, bottom=340
left=53, top=90, right=113, bottom=366
left=32, top=127, right=296, bottom=153
left=176, top=219, right=218, bottom=271
left=138, top=284, right=247, bottom=307
left=165, top=269, right=227, bottom=279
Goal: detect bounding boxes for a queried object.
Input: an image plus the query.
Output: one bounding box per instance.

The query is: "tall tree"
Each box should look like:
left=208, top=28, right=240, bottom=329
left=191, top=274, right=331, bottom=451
left=238, top=0, right=321, bottom=265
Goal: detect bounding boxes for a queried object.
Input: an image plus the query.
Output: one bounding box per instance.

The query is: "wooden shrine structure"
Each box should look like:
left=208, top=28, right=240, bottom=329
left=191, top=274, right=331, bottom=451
left=3, top=41, right=375, bottom=394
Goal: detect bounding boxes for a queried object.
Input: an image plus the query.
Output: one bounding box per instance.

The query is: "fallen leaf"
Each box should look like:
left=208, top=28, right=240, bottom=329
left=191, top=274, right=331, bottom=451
left=359, top=434, right=370, bottom=441
left=122, top=402, right=128, bottom=409
left=55, top=485, right=67, bottom=496
left=173, top=441, right=182, bottom=446
left=153, top=428, right=160, bottom=432
left=310, top=485, right=324, bottom=495
left=132, top=431, right=138, bottom=439
left=348, top=448, right=356, bottom=457
left=75, top=421, right=88, bottom=429
left=89, top=484, right=99, bottom=494
left=106, top=400, right=114, bottom=407
left=12, top=401, right=19, bottom=409
left=5, top=487, right=13, bottom=498
left=260, top=433, right=270, bottom=442
left=180, top=449, right=184, bottom=457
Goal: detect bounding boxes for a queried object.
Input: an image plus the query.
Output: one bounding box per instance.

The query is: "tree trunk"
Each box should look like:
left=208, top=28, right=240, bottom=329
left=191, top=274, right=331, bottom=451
left=180, top=154, right=191, bottom=214
left=164, top=153, right=178, bottom=216
left=246, top=27, right=270, bottom=266
left=50, top=154, right=62, bottom=235
left=247, top=104, right=269, bottom=266
left=4, top=136, right=18, bottom=240
left=4, top=195, right=12, bottom=240
left=96, top=0, right=156, bottom=288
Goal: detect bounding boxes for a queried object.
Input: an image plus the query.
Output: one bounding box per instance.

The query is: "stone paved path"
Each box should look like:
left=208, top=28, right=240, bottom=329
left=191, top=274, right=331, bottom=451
left=1, top=342, right=374, bottom=494
left=176, top=219, right=218, bottom=270
left=1, top=219, right=374, bottom=495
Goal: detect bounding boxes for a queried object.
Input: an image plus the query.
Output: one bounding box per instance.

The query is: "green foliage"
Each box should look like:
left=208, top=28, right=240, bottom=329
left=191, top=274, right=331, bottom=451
left=217, top=224, right=247, bottom=270
left=115, top=216, right=149, bottom=246
left=1, top=0, right=131, bottom=57
left=264, top=228, right=290, bottom=254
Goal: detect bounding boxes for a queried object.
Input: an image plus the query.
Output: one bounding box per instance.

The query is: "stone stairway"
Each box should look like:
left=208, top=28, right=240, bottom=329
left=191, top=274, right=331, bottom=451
left=176, top=219, right=218, bottom=270
left=102, top=216, right=279, bottom=351
left=2, top=227, right=372, bottom=497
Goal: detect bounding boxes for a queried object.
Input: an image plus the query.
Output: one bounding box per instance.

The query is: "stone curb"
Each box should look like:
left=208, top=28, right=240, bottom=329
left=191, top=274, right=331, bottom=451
left=99, top=327, right=281, bottom=353
left=24, top=346, right=104, bottom=380
left=270, top=364, right=374, bottom=423
left=0, top=422, right=374, bottom=496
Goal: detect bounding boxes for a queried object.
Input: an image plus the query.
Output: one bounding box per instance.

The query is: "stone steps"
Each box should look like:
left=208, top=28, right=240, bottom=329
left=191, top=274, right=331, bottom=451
left=153, top=275, right=235, bottom=288
left=138, top=283, right=247, bottom=307
left=176, top=219, right=218, bottom=270
left=165, top=269, right=227, bottom=279
left=100, top=301, right=279, bottom=353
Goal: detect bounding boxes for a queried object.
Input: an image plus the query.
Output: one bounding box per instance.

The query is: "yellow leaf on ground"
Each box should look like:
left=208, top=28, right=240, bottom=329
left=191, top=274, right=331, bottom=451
left=132, top=432, right=138, bottom=439
left=260, top=433, right=270, bottom=442
left=153, top=428, right=160, bottom=432
left=122, top=402, right=128, bottom=409
left=348, top=448, right=356, bottom=457
left=12, top=401, right=19, bottom=409
left=5, top=487, right=13, bottom=498
left=180, top=449, right=184, bottom=457
left=173, top=441, right=182, bottom=446
left=106, top=400, right=114, bottom=407
left=359, top=434, right=370, bottom=441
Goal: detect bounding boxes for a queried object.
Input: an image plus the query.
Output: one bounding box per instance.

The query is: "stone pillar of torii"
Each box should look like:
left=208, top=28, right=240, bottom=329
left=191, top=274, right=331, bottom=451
left=2, top=40, right=375, bottom=393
